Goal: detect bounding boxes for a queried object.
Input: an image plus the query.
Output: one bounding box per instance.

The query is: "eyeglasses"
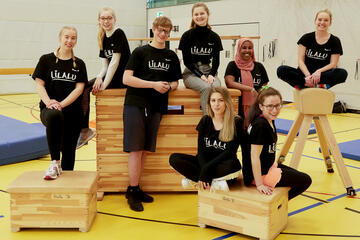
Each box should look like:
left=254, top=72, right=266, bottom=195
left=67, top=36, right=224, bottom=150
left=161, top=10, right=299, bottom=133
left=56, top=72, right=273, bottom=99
left=157, top=27, right=171, bottom=35
left=99, top=16, right=113, bottom=22
left=262, top=104, right=282, bottom=110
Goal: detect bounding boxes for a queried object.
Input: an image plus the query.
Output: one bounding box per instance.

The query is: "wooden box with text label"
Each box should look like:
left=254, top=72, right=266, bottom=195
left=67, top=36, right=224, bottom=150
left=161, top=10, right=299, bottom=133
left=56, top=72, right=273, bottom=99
left=95, top=87, right=240, bottom=199
left=7, top=171, right=97, bottom=232
left=198, top=181, right=289, bottom=240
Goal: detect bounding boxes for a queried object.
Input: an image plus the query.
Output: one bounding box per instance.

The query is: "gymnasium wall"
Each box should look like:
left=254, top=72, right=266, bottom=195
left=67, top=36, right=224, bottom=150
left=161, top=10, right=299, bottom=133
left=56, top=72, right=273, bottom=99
left=0, top=0, right=146, bottom=94
left=147, top=0, right=360, bottom=110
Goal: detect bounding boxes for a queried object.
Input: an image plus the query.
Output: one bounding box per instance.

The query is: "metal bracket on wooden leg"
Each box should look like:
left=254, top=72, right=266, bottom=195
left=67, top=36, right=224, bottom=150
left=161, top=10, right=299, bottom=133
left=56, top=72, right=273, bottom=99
left=325, top=157, right=334, bottom=173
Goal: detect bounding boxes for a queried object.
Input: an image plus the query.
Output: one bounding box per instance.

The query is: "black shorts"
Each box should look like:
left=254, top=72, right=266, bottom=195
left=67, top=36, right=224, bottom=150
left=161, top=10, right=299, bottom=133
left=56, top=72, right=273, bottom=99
left=123, top=105, right=161, bottom=152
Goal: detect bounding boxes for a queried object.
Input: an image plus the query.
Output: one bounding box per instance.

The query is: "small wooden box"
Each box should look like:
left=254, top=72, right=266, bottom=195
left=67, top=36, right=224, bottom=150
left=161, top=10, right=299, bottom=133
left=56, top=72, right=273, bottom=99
left=7, top=171, right=98, bottom=232
left=198, top=182, right=288, bottom=240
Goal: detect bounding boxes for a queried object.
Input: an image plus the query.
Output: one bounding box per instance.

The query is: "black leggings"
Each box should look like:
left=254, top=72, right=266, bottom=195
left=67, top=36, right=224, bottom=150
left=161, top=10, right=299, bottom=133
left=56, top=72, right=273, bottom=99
left=276, top=164, right=312, bottom=200
left=40, top=108, right=82, bottom=170
left=169, top=153, right=242, bottom=183
left=80, top=78, right=96, bottom=128
left=277, top=65, right=347, bottom=89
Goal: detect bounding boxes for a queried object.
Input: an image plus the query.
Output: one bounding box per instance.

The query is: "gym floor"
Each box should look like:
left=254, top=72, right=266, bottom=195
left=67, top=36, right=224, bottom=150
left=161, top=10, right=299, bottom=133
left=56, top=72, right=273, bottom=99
left=0, top=93, right=359, bottom=240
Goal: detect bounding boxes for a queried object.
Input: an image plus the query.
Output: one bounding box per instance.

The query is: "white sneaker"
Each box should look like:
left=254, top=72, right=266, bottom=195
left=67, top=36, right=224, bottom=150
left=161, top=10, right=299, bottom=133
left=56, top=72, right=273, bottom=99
left=181, top=178, right=198, bottom=189
left=43, top=161, right=61, bottom=180
left=210, top=180, right=229, bottom=192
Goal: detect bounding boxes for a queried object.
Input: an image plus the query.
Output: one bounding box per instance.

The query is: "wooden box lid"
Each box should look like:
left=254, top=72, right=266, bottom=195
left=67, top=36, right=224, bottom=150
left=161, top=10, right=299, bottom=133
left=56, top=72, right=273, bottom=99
left=7, top=171, right=98, bottom=194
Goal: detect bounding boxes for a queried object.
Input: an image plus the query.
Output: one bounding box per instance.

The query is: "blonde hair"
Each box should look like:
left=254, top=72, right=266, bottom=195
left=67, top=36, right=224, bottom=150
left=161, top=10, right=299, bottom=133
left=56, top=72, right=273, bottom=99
left=190, top=2, right=211, bottom=29
left=315, top=9, right=332, bottom=24
left=97, top=7, right=116, bottom=50
left=56, top=26, right=77, bottom=68
left=206, top=87, right=236, bottom=142
left=152, top=16, right=173, bottom=30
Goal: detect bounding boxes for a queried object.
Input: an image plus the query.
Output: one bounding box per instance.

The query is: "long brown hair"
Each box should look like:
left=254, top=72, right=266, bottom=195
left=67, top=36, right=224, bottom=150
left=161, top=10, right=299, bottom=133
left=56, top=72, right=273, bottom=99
left=206, top=87, right=236, bottom=142
left=247, top=87, right=282, bottom=125
left=56, top=26, right=77, bottom=68
left=190, top=2, right=211, bottom=29
left=97, top=7, right=116, bottom=50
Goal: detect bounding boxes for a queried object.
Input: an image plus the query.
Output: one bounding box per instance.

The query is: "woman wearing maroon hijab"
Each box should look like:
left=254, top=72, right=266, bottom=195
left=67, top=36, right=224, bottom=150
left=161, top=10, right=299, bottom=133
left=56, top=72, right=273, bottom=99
left=225, top=38, right=269, bottom=124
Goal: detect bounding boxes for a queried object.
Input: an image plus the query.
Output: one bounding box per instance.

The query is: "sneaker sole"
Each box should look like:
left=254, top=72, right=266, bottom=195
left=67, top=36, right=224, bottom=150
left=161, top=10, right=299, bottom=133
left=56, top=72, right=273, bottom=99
left=76, top=132, right=96, bottom=149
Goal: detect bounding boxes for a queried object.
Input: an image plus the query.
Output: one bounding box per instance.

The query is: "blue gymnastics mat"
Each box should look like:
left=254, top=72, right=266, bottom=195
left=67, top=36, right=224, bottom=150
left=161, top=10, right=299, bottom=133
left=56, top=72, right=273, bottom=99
left=319, top=140, right=360, bottom=161
left=0, top=115, right=48, bottom=165
left=275, top=118, right=316, bottom=135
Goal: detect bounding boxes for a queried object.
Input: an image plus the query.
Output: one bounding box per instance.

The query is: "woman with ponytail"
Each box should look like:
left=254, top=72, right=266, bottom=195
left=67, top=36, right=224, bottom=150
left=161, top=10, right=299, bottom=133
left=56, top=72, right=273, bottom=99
left=242, top=87, right=312, bottom=200
left=77, top=7, right=131, bottom=148
left=32, top=26, right=87, bottom=179
left=225, top=38, right=269, bottom=122
left=170, top=87, right=245, bottom=192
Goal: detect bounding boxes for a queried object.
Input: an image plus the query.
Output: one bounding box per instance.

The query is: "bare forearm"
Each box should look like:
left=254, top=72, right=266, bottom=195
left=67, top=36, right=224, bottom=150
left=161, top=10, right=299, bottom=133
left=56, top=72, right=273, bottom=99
left=60, top=83, right=84, bottom=108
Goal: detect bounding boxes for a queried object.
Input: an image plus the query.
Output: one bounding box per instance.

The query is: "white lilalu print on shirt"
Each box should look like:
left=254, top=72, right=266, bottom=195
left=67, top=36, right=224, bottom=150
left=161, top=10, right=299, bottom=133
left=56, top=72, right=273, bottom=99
left=306, top=49, right=329, bottom=60
left=190, top=46, right=213, bottom=56
left=104, top=49, right=113, bottom=58
left=204, top=137, right=226, bottom=150
left=148, top=60, right=170, bottom=71
left=51, top=70, right=77, bottom=82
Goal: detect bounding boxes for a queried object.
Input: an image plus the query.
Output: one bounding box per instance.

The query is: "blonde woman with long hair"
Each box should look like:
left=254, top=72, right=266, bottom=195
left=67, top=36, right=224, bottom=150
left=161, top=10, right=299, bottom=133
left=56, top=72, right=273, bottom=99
left=33, top=26, right=87, bottom=179
left=78, top=7, right=131, bottom=148
left=169, top=87, right=245, bottom=191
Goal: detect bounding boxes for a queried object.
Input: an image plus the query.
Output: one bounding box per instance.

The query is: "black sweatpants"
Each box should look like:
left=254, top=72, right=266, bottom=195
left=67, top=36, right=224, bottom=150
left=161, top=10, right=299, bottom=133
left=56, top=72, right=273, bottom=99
left=276, top=164, right=312, bottom=200
left=169, top=153, right=242, bottom=183
left=40, top=107, right=82, bottom=170
left=277, top=65, right=347, bottom=89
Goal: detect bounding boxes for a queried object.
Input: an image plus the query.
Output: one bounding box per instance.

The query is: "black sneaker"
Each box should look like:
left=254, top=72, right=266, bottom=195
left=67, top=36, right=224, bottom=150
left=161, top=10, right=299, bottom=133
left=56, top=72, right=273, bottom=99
left=137, top=188, right=154, bottom=203
left=126, top=186, right=154, bottom=203
left=126, top=186, right=143, bottom=212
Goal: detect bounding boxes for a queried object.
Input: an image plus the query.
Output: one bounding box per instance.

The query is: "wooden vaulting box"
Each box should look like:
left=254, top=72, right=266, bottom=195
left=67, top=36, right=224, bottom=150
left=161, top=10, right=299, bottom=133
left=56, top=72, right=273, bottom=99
left=95, top=87, right=240, bottom=199
left=198, top=182, right=289, bottom=240
left=7, top=171, right=98, bottom=232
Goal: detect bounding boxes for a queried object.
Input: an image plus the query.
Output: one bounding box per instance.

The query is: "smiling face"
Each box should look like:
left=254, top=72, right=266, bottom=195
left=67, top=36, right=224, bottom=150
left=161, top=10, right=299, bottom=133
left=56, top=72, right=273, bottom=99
left=210, top=92, right=226, bottom=116
left=315, top=12, right=331, bottom=32
left=99, top=10, right=116, bottom=32
left=239, top=41, right=254, bottom=61
left=259, top=95, right=282, bottom=122
left=152, top=25, right=171, bottom=45
left=59, top=28, right=77, bottom=51
left=192, top=6, right=209, bottom=27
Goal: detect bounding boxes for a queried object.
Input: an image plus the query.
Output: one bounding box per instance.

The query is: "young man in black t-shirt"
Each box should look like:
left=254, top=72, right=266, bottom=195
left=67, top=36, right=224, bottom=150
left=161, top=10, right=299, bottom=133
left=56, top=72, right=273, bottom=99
left=122, top=16, right=182, bottom=212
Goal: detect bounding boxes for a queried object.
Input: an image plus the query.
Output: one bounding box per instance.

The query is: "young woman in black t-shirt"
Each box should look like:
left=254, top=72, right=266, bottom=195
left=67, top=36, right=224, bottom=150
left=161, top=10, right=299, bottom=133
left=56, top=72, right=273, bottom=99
left=242, top=87, right=311, bottom=199
left=169, top=87, right=244, bottom=192
left=179, top=2, right=223, bottom=114
left=78, top=7, right=131, bottom=148
left=277, top=9, right=347, bottom=89
left=225, top=38, right=269, bottom=122
left=32, top=26, right=87, bottom=180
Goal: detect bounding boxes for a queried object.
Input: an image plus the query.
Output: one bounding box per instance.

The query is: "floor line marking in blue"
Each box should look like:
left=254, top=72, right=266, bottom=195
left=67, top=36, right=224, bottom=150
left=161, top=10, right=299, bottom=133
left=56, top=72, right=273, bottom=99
left=212, top=232, right=237, bottom=240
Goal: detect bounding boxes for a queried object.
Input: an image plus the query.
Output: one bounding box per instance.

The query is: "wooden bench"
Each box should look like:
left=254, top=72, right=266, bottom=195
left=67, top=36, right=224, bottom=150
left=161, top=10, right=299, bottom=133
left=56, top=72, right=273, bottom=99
left=198, top=181, right=289, bottom=240
left=7, top=171, right=97, bottom=232
left=95, top=87, right=241, bottom=199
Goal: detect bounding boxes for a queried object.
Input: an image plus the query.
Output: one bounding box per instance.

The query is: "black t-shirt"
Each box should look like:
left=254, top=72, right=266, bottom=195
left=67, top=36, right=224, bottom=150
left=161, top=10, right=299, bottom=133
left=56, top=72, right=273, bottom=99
left=32, top=52, right=87, bottom=110
left=242, top=116, right=277, bottom=185
left=224, top=61, right=269, bottom=91
left=179, top=26, right=223, bottom=76
left=196, top=115, right=245, bottom=182
left=297, top=31, right=343, bottom=74
left=99, top=28, right=130, bottom=88
left=124, top=44, right=182, bottom=114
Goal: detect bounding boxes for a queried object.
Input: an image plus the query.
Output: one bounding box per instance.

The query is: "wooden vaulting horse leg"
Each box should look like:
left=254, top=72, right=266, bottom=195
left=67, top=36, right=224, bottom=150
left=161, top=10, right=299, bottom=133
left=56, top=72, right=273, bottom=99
left=277, top=88, right=356, bottom=196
